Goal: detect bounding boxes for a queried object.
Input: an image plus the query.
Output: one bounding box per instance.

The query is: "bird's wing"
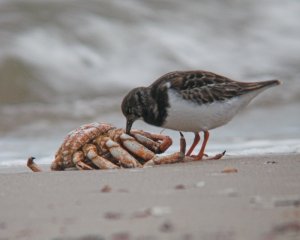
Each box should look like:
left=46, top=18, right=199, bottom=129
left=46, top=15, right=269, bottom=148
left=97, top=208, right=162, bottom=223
left=150, top=71, right=242, bottom=104
left=151, top=70, right=279, bottom=104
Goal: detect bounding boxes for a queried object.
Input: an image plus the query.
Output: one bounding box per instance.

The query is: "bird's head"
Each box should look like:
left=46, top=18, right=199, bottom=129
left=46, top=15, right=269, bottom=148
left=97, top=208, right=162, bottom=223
left=121, top=87, right=148, bottom=134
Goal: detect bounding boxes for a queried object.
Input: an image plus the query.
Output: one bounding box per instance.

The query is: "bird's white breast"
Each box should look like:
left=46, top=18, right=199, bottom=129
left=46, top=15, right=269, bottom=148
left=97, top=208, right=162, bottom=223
left=163, top=88, right=260, bottom=132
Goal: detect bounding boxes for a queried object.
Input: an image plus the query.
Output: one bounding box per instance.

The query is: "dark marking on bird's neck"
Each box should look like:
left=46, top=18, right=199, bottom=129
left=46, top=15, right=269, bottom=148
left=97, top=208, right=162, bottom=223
left=141, top=84, right=169, bottom=127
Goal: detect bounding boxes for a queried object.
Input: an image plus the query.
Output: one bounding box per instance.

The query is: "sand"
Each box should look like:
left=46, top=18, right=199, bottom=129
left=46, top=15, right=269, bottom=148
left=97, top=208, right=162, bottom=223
left=1, top=153, right=300, bottom=240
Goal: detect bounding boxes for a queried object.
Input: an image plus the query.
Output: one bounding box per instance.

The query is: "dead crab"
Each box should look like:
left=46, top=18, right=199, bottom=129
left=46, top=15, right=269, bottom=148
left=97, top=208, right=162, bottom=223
left=27, top=122, right=188, bottom=172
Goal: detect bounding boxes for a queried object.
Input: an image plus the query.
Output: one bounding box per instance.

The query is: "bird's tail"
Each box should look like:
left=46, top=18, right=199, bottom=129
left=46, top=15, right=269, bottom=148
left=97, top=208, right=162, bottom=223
left=258, top=79, right=281, bottom=88
left=240, top=79, right=281, bottom=93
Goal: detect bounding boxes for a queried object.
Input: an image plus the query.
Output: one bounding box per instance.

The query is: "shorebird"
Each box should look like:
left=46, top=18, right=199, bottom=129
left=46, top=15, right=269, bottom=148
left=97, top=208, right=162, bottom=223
left=121, top=70, right=281, bottom=160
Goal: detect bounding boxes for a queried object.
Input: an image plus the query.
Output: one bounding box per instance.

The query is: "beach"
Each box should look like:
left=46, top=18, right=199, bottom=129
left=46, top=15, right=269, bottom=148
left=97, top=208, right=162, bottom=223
left=1, top=153, right=300, bottom=240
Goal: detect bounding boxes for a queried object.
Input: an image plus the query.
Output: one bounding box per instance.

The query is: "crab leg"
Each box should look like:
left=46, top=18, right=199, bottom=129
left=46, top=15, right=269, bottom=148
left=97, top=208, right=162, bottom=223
left=72, top=151, right=94, bottom=170
left=120, top=133, right=155, bottom=161
left=27, top=157, right=42, bottom=172
left=131, top=130, right=172, bottom=153
left=149, top=134, right=173, bottom=153
left=83, top=144, right=119, bottom=169
left=144, top=152, right=185, bottom=166
left=105, top=139, right=142, bottom=168
left=131, top=132, right=160, bottom=153
left=144, top=132, right=187, bottom=166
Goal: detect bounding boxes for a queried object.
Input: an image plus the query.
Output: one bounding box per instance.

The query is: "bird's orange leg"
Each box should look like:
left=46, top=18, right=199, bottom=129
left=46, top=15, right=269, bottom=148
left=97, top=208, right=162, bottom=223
left=194, top=131, right=209, bottom=160
left=194, top=131, right=226, bottom=160
left=186, top=132, right=200, bottom=156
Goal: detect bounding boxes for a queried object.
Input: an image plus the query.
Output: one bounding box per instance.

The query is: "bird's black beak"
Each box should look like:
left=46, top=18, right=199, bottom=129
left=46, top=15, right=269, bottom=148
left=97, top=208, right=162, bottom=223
left=126, top=119, right=134, bottom=134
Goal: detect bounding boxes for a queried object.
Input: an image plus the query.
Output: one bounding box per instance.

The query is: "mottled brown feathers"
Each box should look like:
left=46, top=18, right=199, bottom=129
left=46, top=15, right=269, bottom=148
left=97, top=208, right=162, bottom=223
left=151, top=70, right=280, bottom=104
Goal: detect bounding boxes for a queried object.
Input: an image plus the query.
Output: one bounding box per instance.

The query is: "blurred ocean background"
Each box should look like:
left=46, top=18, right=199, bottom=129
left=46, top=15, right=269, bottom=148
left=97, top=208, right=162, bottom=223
left=0, top=0, right=300, bottom=168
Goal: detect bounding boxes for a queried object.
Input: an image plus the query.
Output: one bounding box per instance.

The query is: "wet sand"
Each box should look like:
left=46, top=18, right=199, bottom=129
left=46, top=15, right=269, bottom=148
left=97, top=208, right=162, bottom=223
left=1, top=153, right=300, bottom=240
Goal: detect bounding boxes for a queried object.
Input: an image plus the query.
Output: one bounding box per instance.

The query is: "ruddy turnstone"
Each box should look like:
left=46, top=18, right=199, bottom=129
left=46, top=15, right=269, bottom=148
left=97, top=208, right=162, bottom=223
left=121, top=70, right=281, bottom=160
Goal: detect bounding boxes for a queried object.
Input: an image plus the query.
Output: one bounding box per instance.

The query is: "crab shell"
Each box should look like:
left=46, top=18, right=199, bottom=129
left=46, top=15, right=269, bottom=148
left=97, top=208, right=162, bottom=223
left=51, top=122, right=116, bottom=170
